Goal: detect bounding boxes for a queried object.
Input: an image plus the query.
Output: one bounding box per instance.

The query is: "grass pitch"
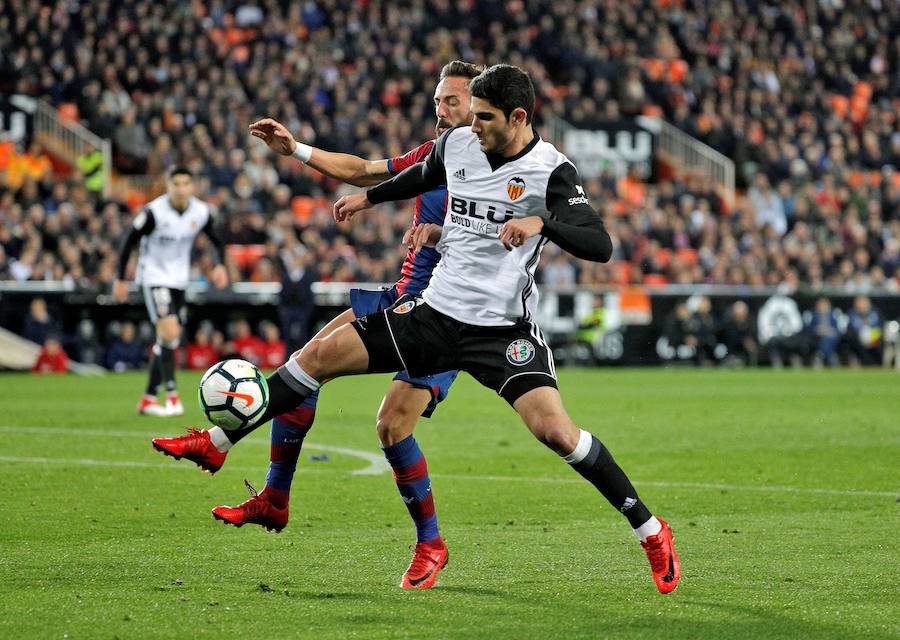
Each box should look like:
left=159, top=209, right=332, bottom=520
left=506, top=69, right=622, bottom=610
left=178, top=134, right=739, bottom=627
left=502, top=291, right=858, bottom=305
left=1, top=369, right=897, bottom=639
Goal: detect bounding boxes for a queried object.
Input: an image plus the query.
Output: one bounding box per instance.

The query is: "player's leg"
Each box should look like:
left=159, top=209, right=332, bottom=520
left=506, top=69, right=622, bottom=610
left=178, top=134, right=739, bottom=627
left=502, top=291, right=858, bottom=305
left=152, top=307, right=357, bottom=472
left=211, top=321, right=372, bottom=453
left=156, top=314, right=183, bottom=415
left=376, top=379, right=450, bottom=588
left=209, top=317, right=400, bottom=529
left=138, top=286, right=168, bottom=416
left=511, top=385, right=680, bottom=594
left=260, top=308, right=356, bottom=510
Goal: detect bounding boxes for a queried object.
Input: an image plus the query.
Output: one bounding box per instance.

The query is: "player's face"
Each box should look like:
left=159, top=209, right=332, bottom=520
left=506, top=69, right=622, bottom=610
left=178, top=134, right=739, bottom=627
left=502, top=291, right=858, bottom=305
left=168, top=174, right=193, bottom=206
left=433, top=76, right=473, bottom=135
left=470, top=97, right=519, bottom=154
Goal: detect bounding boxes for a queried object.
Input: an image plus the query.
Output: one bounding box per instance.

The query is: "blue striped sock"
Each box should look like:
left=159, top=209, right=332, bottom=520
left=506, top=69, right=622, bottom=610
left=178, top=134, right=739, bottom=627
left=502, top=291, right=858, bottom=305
left=264, top=391, right=319, bottom=507
left=382, top=435, right=439, bottom=543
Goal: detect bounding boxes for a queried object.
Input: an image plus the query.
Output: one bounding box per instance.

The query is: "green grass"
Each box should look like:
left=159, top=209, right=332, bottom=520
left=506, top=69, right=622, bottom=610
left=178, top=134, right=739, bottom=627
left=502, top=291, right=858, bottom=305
left=1, top=369, right=898, bottom=639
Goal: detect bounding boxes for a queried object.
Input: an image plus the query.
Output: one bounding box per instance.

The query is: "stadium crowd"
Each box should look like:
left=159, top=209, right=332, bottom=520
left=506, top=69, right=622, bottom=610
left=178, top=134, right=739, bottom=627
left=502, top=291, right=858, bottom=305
left=21, top=294, right=287, bottom=374
left=654, top=293, right=889, bottom=368
left=0, top=0, right=898, bottom=295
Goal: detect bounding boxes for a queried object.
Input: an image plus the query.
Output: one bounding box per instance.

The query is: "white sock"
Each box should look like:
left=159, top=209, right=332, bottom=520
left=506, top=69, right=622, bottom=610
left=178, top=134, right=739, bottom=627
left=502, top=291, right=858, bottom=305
left=283, top=358, right=321, bottom=394
left=561, top=428, right=593, bottom=464
left=207, top=426, right=233, bottom=452
left=633, top=516, right=662, bottom=541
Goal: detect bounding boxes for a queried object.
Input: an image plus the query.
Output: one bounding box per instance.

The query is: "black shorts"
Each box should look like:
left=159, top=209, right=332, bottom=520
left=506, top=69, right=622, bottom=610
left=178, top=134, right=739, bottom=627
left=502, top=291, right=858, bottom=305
left=142, top=286, right=187, bottom=324
left=352, top=297, right=557, bottom=405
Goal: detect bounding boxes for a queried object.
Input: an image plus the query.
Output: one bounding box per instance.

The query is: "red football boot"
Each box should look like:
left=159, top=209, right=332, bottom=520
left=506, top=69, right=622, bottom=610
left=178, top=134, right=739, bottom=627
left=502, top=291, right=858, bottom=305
left=400, top=537, right=449, bottom=589
left=138, top=395, right=168, bottom=416
left=151, top=427, right=227, bottom=474
left=640, top=519, right=681, bottom=594
left=165, top=393, right=185, bottom=416
left=211, top=481, right=289, bottom=533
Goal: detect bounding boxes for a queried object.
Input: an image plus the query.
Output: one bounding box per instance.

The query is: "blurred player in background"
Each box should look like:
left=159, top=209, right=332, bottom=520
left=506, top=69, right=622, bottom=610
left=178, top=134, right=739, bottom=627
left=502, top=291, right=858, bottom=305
left=153, top=61, right=480, bottom=589
left=115, top=167, right=227, bottom=416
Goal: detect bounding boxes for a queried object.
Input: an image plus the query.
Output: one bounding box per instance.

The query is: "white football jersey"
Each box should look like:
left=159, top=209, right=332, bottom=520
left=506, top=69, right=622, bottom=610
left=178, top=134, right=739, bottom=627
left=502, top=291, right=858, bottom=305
left=421, top=127, right=595, bottom=326
left=134, top=195, right=211, bottom=289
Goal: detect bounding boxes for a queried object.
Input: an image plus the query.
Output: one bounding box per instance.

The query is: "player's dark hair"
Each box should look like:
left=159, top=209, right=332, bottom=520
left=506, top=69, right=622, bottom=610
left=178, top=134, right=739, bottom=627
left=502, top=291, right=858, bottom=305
left=469, top=64, right=535, bottom=125
left=439, top=60, right=482, bottom=81
left=167, top=166, right=193, bottom=180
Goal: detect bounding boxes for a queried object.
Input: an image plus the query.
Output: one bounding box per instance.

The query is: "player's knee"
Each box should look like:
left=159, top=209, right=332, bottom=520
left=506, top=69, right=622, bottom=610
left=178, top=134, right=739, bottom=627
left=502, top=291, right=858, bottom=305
left=375, top=404, right=416, bottom=446
left=159, top=337, right=180, bottom=350
left=299, top=335, right=345, bottom=378
left=297, top=338, right=326, bottom=377
left=158, top=319, right=181, bottom=344
left=528, top=416, right=577, bottom=453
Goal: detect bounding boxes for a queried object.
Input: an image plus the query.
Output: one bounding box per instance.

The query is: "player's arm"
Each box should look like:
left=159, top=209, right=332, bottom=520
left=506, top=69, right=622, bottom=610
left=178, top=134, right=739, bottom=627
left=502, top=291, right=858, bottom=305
left=200, top=215, right=229, bottom=288
left=332, top=130, right=450, bottom=221
left=501, top=163, right=612, bottom=261
left=308, top=152, right=389, bottom=187
left=113, top=208, right=155, bottom=301
left=249, top=117, right=389, bottom=187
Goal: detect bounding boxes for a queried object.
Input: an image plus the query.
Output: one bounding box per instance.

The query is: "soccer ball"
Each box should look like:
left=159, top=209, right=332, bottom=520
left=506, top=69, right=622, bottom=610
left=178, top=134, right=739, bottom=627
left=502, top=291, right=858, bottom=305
left=198, top=359, right=269, bottom=432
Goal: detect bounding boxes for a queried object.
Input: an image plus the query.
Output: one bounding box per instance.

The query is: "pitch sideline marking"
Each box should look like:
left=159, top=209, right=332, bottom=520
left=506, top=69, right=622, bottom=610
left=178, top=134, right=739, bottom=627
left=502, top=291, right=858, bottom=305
left=1, top=426, right=895, bottom=497
left=0, top=425, right=388, bottom=476
left=428, top=473, right=898, bottom=498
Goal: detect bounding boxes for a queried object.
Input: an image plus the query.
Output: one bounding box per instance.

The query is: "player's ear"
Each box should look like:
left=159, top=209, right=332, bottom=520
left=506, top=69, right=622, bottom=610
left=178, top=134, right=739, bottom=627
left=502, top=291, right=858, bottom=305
left=510, top=107, right=527, bottom=126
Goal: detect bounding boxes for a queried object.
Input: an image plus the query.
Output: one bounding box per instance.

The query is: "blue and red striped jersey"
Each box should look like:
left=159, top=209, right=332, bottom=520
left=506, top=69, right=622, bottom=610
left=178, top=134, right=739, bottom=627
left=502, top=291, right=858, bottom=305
left=387, top=140, right=447, bottom=297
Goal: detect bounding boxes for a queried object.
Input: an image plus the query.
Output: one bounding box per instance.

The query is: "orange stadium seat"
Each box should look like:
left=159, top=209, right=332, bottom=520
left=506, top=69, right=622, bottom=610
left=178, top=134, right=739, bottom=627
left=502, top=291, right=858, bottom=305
left=642, top=273, right=669, bottom=286
left=226, top=244, right=266, bottom=271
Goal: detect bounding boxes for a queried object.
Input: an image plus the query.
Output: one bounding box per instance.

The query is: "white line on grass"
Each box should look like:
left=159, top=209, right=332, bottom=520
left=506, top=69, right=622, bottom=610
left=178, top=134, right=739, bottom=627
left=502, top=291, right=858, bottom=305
left=0, top=453, right=894, bottom=499
left=2, top=426, right=895, bottom=498
left=0, top=425, right=388, bottom=476
left=428, top=473, right=898, bottom=498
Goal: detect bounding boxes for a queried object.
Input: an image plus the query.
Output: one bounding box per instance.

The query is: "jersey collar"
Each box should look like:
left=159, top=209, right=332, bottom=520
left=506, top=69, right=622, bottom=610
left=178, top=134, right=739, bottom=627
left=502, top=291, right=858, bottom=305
left=484, top=134, right=540, bottom=172
left=167, top=196, right=190, bottom=215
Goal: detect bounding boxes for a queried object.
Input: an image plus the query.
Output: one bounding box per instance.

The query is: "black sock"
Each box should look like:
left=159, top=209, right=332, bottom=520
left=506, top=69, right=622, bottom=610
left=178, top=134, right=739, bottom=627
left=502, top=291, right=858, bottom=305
left=567, top=434, right=652, bottom=528
left=228, top=368, right=316, bottom=444
left=145, top=345, right=162, bottom=395
left=160, top=345, right=176, bottom=393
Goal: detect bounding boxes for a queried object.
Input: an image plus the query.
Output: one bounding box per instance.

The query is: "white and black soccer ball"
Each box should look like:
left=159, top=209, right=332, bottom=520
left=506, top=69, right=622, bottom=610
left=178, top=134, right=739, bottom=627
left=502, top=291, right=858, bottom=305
left=198, top=359, right=269, bottom=432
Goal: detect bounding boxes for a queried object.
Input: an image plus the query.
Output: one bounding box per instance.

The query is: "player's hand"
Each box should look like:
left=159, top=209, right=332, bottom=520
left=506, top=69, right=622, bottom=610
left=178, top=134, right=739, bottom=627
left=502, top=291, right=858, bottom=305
left=333, top=193, right=372, bottom=222
left=404, top=223, right=442, bottom=253
left=210, top=264, right=229, bottom=289
left=499, top=216, right=544, bottom=251
left=248, top=118, right=297, bottom=156
left=113, top=279, right=128, bottom=303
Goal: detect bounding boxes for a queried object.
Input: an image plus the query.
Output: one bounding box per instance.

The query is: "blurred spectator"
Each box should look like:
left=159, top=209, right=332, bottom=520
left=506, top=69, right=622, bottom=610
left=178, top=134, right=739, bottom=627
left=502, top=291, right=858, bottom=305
left=748, top=174, right=787, bottom=237
left=227, top=319, right=265, bottom=366
left=719, top=301, right=758, bottom=367
left=75, top=318, right=101, bottom=366
left=32, top=337, right=68, bottom=374
left=76, top=143, right=105, bottom=196
left=23, top=297, right=60, bottom=345
left=659, top=302, right=696, bottom=363
left=105, top=322, right=143, bottom=372
left=543, top=252, right=577, bottom=287
left=113, top=107, right=151, bottom=174
left=260, top=321, right=286, bottom=369
left=685, top=296, right=719, bottom=365
left=571, top=294, right=606, bottom=364
left=804, top=298, right=842, bottom=368
left=760, top=296, right=811, bottom=368
left=186, top=326, right=221, bottom=371
left=279, top=250, right=317, bottom=354
left=844, top=295, right=883, bottom=366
